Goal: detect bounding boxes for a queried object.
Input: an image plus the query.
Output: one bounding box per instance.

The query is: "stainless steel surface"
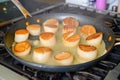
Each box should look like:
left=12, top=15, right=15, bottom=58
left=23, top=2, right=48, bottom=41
left=104, top=63, right=120, bottom=80
left=0, top=65, right=28, bottom=80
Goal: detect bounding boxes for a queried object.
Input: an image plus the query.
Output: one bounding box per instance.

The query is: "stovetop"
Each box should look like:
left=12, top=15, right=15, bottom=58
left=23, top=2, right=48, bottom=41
left=0, top=2, right=120, bottom=80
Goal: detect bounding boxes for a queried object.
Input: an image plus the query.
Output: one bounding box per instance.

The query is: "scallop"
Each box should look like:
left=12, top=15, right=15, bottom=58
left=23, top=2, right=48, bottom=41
left=54, top=51, right=73, bottom=65
left=15, top=29, right=29, bottom=42
left=62, top=17, right=79, bottom=27
left=26, top=24, right=41, bottom=36
left=77, top=44, right=97, bottom=62
left=39, top=32, right=56, bottom=47
left=62, top=25, right=76, bottom=34
left=86, top=32, right=103, bottom=47
left=13, top=41, right=31, bottom=57
left=43, top=18, right=59, bottom=33
left=80, top=24, right=96, bottom=38
left=62, top=32, right=80, bottom=47
left=32, top=47, right=52, bottom=63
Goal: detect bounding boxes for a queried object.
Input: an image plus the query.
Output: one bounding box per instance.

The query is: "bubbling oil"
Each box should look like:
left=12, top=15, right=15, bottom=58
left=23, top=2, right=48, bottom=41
left=12, top=24, right=107, bottom=66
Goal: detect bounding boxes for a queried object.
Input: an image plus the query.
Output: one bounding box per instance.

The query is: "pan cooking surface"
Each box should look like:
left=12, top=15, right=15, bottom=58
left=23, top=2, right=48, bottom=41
left=12, top=24, right=106, bottom=65
left=4, top=13, right=115, bottom=72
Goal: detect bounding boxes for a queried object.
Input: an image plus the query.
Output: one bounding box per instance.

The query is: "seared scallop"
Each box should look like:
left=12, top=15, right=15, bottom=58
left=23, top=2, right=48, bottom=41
left=26, top=24, right=41, bottom=36
left=43, top=18, right=59, bottom=33
left=13, top=41, right=31, bottom=57
left=62, top=25, right=76, bottom=34
left=62, top=32, right=80, bottom=47
left=54, top=51, right=73, bottom=65
left=44, top=24, right=58, bottom=33
left=86, top=32, right=103, bottom=47
left=43, top=18, right=59, bottom=26
left=62, top=17, right=79, bottom=27
left=15, top=29, right=29, bottom=42
left=39, top=32, right=56, bottom=47
left=77, top=44, right=97, bottom=61
left=32, top=47, right=52, bottom=63
left=80, top=24, right=96, bottom=38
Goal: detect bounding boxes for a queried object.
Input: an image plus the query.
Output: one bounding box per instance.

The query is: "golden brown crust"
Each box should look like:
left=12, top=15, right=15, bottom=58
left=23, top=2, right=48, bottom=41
left=63, top=32, right=80, bottom=42
left=44, top=24, right=57, bottom=28
left=54, top=52, right=71, bottom=60
left=80, top=24, right=96, bottom=35
left=63, top=17, right=79, bottom=27
left=27, top=24, right=40, bottom=30
left=40, top=32, right=54, bottom=40
left=43, top=18, right=58, bottom=25
left=86, top=32, right=103, bottom=40
left=15, top=29, right=29, bottom=34
left=34, top=47, right=52, bottom=54
left=78, top=44, right=96, bottom=52
left=14, top=41, right=30, bottom=53
left=63, top=25, right=76, bottom=33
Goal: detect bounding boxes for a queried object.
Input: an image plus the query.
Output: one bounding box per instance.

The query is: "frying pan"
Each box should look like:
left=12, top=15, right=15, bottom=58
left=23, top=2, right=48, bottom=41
left=3, top=13, right=115, bottom=72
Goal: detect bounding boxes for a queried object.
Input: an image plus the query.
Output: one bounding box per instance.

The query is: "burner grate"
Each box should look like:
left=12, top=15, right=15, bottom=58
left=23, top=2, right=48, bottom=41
left=97, top=61, right=117, bottom=70
left=73, top=72, right=101, bottom=80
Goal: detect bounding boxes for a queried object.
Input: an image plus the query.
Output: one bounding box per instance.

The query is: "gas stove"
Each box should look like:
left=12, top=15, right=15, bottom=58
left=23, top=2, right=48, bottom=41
left=0, top=2, right=120, bottom=80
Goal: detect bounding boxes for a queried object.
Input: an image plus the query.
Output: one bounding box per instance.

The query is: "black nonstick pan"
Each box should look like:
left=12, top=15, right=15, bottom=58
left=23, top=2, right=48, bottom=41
left=3, top=13, right=115, bottom=72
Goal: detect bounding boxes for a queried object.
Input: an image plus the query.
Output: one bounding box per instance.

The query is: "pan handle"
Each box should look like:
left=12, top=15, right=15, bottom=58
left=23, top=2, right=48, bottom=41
left=114, top=38, right=120, bottom=46
left=114, top=42, right=120, bottom=46
left=11, top=0, right=32, bottom=18
left=0, top=31, right=5, bottom=47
